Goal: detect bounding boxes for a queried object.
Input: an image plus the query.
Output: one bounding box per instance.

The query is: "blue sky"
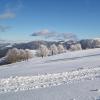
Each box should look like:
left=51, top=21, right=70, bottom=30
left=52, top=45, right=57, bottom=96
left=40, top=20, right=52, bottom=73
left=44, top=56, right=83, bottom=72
left=0, top=0, right=100, bottom=41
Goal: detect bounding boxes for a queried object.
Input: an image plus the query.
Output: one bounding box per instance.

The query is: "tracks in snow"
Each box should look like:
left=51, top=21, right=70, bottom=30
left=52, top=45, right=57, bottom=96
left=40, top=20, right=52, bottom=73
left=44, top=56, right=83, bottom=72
left=45, top=53, right=100, bottom=63
left=0, top=67, right=100, bottom=93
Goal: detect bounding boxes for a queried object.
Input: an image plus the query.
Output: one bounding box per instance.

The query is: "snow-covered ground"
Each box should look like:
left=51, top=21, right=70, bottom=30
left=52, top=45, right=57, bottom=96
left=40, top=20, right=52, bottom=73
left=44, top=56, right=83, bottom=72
left=0, top=48, right=100, bottom=100
left=0, top=67, right=100, bottom=93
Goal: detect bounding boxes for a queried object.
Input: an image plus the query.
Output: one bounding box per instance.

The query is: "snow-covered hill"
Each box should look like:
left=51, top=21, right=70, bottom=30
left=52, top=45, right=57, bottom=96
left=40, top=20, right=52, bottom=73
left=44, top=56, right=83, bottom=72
left=0, top=48, right=100, bottom=100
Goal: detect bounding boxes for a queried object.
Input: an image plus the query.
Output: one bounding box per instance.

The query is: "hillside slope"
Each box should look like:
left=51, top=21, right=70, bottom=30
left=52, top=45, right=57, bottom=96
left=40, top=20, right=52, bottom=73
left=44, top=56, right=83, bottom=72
left=0, top=48, right=100, bottom=100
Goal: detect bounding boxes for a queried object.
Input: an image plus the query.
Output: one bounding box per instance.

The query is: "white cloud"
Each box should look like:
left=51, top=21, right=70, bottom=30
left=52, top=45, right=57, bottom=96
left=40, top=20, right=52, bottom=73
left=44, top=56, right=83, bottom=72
left=0, top=11, right=15, bottom=19
left=31, top=29, right=77, bottom=41
left=31, top=29, right=50, bottom=36
left=0, top=0, right=23, bottom=20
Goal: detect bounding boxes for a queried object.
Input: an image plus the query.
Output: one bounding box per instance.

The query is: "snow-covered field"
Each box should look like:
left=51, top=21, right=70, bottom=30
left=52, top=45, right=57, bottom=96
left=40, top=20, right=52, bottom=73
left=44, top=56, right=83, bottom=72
left=0, top=48, right=100, bottom=100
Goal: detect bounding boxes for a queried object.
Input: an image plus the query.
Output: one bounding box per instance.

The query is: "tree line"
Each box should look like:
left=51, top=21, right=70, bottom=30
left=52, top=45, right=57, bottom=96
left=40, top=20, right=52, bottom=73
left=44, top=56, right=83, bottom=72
left=37, top=44, right=66, bottom=58
left=5, top=43, right=82, bottom=63
left=6, top=48, right=33, bottom=63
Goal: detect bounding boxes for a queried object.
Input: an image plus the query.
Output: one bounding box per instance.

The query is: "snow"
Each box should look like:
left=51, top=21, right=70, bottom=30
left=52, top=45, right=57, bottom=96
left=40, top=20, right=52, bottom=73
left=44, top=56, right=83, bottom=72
left=0, top=67, right=100, bottom=94
left=0, top=57, right=6, bottom=64
left=5, top=44, right=12, bottom=48
left=30, top=50, right=37, bottom=56
left=0, top=48, right=100, bottom=78
left=0, top=78, right=100, bottom=100
left=0, top=48, right=100, bottom=100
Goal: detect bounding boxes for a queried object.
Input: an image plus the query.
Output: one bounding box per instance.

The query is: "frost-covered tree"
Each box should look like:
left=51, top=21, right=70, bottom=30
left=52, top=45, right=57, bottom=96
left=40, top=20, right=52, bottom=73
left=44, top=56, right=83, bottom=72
left=6, top=48, right=33, bottom=63
left=25, top=49, right=33, bottom=60
left=19, top=49, right=26, bottom=61
left=6, top=48, right=20, bottom=63
left=58, top=44, right=65, bottom=54
left=50, top=44, right=58, bottom=55
left=37, top=45, right=49, bottom=57
left=94, top=39, right=100, bottom=48
left=70, top=43, right=82, bottom=51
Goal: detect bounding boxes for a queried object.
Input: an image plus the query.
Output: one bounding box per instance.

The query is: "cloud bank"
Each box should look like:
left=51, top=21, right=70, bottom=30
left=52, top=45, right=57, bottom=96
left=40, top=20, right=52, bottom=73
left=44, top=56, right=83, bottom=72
left=32, top=29, right=50, bottom=36
left=31, top=29, right=77, bottom=41
left=0, top=11, right=15, bottom=19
